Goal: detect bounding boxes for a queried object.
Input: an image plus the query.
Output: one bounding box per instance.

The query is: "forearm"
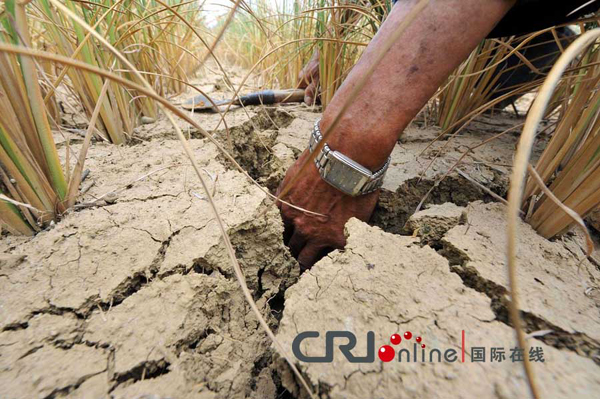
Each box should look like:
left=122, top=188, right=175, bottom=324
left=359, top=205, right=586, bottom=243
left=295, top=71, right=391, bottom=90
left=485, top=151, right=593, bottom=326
left=321, top=0, right=516, bottom=170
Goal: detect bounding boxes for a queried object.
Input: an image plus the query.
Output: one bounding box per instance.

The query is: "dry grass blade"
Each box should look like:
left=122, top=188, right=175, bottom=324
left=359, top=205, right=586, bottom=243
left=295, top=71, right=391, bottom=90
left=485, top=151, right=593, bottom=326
left=0, top=193, right=43, bottom=214
left=506, top=28, right=600, bottom=399
left=199, top=0, right=243, bottom=67
left=526, top=163, right=593, bottom=256
left=65, top=79, right=110, bottom=208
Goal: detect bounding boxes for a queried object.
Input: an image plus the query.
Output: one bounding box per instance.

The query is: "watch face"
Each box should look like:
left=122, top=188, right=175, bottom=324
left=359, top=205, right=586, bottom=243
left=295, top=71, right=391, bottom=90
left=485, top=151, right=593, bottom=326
left=322, top=151, right=371, bottom=196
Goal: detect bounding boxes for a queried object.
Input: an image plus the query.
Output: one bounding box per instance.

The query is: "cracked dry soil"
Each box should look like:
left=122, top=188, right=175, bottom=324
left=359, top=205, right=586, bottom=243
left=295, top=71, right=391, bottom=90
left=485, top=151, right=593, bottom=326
left=1, top=104, right=600, bottom=399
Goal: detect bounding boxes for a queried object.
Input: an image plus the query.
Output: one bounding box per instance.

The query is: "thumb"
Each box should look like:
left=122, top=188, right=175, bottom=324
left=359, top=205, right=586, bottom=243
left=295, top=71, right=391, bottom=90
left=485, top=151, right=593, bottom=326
left=298, top=242, right=330, bottom=270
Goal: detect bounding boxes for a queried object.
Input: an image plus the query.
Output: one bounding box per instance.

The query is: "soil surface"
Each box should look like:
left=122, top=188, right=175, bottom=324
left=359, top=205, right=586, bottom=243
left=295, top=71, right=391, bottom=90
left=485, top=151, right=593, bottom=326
left=1, top=73, right=600, bottom=398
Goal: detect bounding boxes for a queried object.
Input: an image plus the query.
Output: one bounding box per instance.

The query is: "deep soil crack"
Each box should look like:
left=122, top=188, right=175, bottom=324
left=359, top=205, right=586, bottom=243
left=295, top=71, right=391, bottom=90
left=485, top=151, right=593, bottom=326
left=441, top=241, right=600, bottom=365
left=371, top=176, right=500, bottom=235
left=110, top=359, right=171, bottom=391
left=42, top=369, right=106, bottom=399
left=214, top=108, right=295, bottom=190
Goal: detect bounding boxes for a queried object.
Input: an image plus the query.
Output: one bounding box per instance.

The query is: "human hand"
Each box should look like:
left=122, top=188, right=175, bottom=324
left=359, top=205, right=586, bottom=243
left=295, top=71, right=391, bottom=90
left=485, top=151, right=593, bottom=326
left=276, top=149, right=379, bottom=270
left=298, top=49, right=320, bottom=105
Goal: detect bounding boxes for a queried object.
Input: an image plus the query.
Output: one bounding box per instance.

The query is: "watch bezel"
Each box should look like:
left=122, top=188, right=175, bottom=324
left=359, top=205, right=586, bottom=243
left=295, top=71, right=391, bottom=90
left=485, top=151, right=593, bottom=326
left=308, top=118, right=389, bottom=196
left=322, top=150, right=372, bottom=196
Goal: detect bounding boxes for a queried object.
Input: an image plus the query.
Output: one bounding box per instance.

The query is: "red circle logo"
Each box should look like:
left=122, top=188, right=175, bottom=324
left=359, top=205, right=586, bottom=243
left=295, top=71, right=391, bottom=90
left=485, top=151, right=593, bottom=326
left=378, top=345, right=396, bottom=362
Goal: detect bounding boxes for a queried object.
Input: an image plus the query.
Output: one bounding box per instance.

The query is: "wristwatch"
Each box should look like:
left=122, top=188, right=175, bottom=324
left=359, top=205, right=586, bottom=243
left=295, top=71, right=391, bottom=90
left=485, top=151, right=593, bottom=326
left=308, top=119, right=391, bottom=196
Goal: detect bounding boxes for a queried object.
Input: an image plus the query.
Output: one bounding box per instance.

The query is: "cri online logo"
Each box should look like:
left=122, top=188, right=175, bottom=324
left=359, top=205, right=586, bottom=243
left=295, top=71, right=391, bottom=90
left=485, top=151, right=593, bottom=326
left=292, top=330, right=466, bottom=363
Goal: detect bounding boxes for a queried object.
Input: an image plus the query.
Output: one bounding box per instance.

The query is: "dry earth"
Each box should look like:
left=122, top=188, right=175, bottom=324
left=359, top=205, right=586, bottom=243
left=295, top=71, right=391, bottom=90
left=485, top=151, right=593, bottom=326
left=1, top=74, right=599, bottom=398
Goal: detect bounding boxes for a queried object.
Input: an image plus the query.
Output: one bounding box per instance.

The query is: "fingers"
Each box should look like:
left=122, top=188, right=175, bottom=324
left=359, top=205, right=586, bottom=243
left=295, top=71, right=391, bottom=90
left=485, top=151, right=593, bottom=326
left=297, top=64, right=314, bottom=89
left=288, top=230, right=308, bottom=258
left=297, top=72, right=309, bottom=89
left=304, top=81, right=318, bottom=105
left=298, top=243, right=332, bottom=271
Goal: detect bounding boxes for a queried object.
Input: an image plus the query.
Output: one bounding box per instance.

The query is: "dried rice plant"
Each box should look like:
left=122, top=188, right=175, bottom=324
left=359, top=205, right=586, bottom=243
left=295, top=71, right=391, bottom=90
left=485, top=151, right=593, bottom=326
left=523, top=30, right=600, bottom=238
left=434, top=27, right=574, bottom=132
left=220, top=0, right=390, bottom=107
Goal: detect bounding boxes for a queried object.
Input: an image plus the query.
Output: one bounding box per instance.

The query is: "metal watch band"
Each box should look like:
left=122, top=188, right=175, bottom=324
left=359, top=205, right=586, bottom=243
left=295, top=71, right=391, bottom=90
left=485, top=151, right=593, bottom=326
left=308, top=119, right=390, bottom=196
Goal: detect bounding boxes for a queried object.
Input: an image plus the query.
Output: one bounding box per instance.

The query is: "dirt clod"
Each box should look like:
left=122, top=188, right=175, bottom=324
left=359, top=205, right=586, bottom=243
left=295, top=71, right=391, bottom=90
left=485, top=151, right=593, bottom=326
left=406, top=202, right=466, bottom=244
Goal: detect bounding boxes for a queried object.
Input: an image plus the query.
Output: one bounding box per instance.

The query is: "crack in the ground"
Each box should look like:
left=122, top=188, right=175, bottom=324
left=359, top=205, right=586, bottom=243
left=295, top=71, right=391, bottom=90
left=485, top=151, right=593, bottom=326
left=109, top=358, right=171, bottom=392
left=2, top=227, right=180, bottom=332
left=438, top=240, right=600, bottom=365
left=3, top=303, right=87, bottom=332
left=173, top=327, right=217, bottom=356
left=41, top=369, right=106, bottom=399
left=250, top=349, right=274, bottom=391
left=2, top=320, right=30, bottom=331
left=373, top=180, right=600, bottom=366
left=116, top=192, right=185, bottom=204
left=94, top=225, right=185, bottom=314
left=214, top=108, right=295, bottom=191
left=342, top=362, right=384, bottom=390
left=16, top=345, right=43, bottom=361
left=371, top=175, right=501, bottom=235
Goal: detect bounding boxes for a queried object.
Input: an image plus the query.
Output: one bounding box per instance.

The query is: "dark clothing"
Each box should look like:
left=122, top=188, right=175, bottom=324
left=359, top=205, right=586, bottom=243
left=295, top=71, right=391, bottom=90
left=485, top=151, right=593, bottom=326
left=489, top=27, right=575, bottom=108
left=489, top=0, right=599, bottom=37
left=391, top=0, right=599, bottom=37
